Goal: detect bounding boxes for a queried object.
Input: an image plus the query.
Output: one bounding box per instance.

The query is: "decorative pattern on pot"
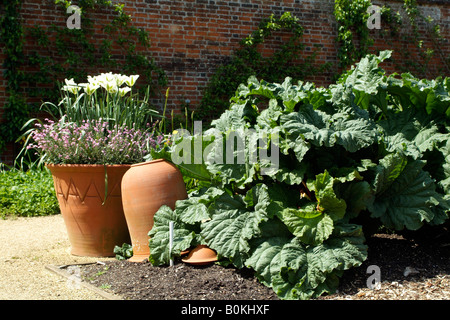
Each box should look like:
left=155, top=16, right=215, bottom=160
left=121, top=159, right=188, bottom=262
left=47, top=164, right=131, bottom=257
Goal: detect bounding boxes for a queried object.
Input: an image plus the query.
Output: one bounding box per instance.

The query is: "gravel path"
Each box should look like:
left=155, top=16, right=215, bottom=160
left=0, top=215, right=114, bottom=300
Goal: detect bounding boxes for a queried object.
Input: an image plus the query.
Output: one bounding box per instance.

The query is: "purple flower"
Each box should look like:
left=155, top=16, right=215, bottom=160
left=28, top=118, right=166, bottom=165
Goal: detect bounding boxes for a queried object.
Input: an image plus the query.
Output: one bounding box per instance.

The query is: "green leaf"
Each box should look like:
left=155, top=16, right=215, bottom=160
left=281, top=104, right=377, bottom=154
left=371, top=152, right=408, bottom=195
left=330, top=116, right=378, bottom=153
left=335, top=181, right=373, bottom=219
left=204, top=128, right=256, bottom=188
left=345, top=50, right=391, bottom=95
left=114, top=243, right=133, bottom=260
left=174, top=201, right=210, bottom=225
left=148, top=205, right=197, bottom=265
left=368, top=158, right=441, bottom=230
left=245, top=236, right=294, bottom=288
left=313, top=171, right=347, bottom=221
left=174, top=187, right=225, bottom=224
left=245, top=223, right=367, bottom=300
left=299, top=224, right=367, bottom=289
left=243, top=183, right=271, bottom=210
left=168, top=132, right=214, bottom=181
left=277, top=206, right=334, bottom=245
left=256, top=98, right=283, bottom=129
left=200, top=190, right=269, bottom=268
left=235, top=76, right=277, bottom=101
left=281, top=105, right=332, bottom=150
left=387, top=73, right=450, bottom=120
left=378, top=108, right=448, bottom=159
left=266, top=183, right=300, bottom=216
left=439, top=140, right=450, bottom=194
left=210, top=99, right=257, bottom=131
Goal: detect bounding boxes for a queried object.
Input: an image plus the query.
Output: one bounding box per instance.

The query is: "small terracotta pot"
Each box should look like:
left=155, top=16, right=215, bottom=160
left=121, top=159, right=188, bottom=262
left=182, top=245, right=218, bottom=265
left=47, top=164, right=131, bottom=257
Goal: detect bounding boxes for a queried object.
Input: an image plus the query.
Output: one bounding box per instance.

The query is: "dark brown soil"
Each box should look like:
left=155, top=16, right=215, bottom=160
left=82, top=260, right=279, bottom=300
left=80, top=226, right=450, bottom=301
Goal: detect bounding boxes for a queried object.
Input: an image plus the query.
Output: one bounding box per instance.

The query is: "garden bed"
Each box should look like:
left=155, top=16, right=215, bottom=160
left=80, top=230, right=450, bottom=300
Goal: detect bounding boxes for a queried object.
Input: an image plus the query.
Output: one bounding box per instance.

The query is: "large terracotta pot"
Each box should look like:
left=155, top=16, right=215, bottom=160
left=47, top=164, right=131, bottom=257
left=121, top=159, right=188, bottom=262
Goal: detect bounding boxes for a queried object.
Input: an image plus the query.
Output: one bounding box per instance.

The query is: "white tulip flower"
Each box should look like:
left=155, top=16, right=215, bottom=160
left=61, top=78, right=81, bottom=94
left=106, top=83, right=119, bottom=94
left=125, top=75, right=139, bottom=87
left=64, top=78, right=77, bottom=86
left=84, top=83, right=100, bottom=95
left=118, top=86, right=132, bottom=97
left=115, top=74, right=129, bottom=87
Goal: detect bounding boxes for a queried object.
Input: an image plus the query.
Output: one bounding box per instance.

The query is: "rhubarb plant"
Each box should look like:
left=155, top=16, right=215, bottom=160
left=148, top=51, right=450, bottom=299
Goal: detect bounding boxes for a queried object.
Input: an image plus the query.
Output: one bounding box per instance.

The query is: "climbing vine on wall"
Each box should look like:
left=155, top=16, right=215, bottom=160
left=334, top=0, right=449, bottom=76
left=391, top=0, right=449, bottom=77
left=196, top=12, right=331, bottom=123
left=0, top=0, right=28, bottom=153
left=197, top=1, right=449, bottom=124
left=334, top=0, right=373, bottom=69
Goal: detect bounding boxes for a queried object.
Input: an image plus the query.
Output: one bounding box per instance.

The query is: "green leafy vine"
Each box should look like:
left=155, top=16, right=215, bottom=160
left=334, top=0, right=373, bottom=69
left=334, top=0, right=449, bottom=76
left=0, top=0, right=28, bottom=153
left=196, top=12, right=330, bottom=123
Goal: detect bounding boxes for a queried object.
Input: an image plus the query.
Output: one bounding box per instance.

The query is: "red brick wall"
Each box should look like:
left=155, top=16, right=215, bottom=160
left=1, top=0, right=449, bottom=165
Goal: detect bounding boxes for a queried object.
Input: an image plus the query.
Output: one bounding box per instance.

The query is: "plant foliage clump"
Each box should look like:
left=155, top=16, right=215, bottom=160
left=0, top=167, right=60, bottom=218
left=148, top=51, right=450, bottom=300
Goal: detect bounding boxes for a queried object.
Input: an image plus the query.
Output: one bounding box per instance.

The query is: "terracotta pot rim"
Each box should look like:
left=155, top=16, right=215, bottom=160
left=130, top=159, right=167, bottom=168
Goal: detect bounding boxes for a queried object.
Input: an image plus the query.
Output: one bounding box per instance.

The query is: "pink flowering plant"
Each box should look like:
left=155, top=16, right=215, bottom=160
left=27, top=118, right=164, bottom=165
left=20, top=72, right=170, bottom=165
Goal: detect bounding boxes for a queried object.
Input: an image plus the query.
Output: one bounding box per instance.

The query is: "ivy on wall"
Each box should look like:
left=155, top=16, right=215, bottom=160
left=334, top=0, right=449, bottom=75
left=0, top=0, right=28, bottom=154
left=198, top=0, right=449, bottom=123
left=386, top=0, right=449, bottom=77
left=334, top=0, right=373, bottom=69
left=196, top=12, right=331, bottom=123
left=0, top=0, right=167, bottom=155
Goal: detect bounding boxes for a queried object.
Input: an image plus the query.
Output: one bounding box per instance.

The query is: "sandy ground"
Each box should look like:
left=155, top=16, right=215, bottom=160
left=0, top=214, right=114, bottom=300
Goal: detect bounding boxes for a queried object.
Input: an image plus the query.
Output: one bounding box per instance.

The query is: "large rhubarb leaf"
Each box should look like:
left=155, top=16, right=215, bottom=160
left=437, top=139, right=450, bottom=194
left=281, top=104, right=377, bottom=155
left=387, top=73, right=450, bottom=119
left=148, top=205, right=197, bottom=265
left=200, top=185, right=271, bottom=268
left=378, top=108, right=448, bottom=159
left=166, top=132, right=214, bottom=182
left=276, top=171, right=347, bottom=245
left=246, top=223, right=367, bottom=300
left=368, top=155, right=442, bottom=230
left=313, top=171, right=347, bottom=221
left=277, top=206, right=334, bottom=245
left=174, top=187, right=225, bottom=225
